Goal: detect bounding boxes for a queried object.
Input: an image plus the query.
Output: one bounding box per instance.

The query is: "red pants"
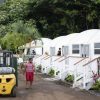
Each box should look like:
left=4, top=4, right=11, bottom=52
left=26, top=72, right=34, bottom=81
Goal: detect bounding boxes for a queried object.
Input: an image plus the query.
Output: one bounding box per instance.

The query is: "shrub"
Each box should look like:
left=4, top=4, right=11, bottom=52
left=91, top=80, right=100, bottom=91
left=65, top=75, right=74, bottom=83
left=48, top=69, right=55, bottom=77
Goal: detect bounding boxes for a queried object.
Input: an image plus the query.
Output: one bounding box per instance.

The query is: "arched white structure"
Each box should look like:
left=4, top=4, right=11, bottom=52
left=33, top=38, right=52, bottom=71
left=31, top=38, right=52, bottom=69
left=22, top=38, right=52, bottom=55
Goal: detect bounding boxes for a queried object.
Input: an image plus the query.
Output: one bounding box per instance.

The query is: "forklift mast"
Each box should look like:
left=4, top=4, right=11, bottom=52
left=0, top=50, right=13, bottom=67
left=0, top=50, right=18, bottom=86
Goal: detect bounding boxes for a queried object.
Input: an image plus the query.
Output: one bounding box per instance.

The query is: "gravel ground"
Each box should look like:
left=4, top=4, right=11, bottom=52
left=0, top=72, right=100, bottom=100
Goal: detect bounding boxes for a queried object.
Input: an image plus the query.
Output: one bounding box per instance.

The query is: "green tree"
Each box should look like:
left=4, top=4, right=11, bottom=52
left=1, top=20, right=40, bottom=52
left=0, top=0, right=100, bottom=44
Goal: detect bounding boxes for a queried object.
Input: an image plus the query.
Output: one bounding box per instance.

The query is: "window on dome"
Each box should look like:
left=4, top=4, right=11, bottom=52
left=94, top=43, right=100, bottom=54
left=72, top=45, right=79, bottom=54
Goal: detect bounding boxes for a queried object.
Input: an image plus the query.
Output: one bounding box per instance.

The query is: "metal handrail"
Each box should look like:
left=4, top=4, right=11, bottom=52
left=41, top=55, right=50, bottom=60
left=59, top=56, right=83, bottom=62
left=74, top=57, right=88, bottom=65
left=44, top=56, right=51, bottom=60
left=83, top=57, right=100, bottom=66
left=53, top=56, right=64, bottom=62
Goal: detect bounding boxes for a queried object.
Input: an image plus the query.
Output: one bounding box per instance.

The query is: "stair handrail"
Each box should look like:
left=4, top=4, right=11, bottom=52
left=53, top=56, right=64, bottom=62
left=83, top=56, right=100, bottom=81
left=83, top=56, right=100, bottom=66
left=74, top=57, right=88, bottom=65
left=44, top=56, right=52, bottom=60
left=41, top=55, right=50, bottom=60
left=44, top=55, right=63, bottom=60
left=59, top=56, right=83, bottom=62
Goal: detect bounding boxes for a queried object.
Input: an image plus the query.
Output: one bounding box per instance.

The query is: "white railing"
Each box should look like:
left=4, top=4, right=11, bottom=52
left=73, top=57, right=89, bottom=89
left=40, top=55, right=51, bottom=73
left=73, top=56, right=100, bottom=90
left=82, top=57, right=100, bottom=90
left=57, top=56, right=82, bottom=80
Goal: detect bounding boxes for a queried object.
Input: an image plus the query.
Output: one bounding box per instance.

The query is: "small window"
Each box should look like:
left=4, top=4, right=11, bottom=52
left=72, top=45, right=79, bottom=54
left=94, top=43, right=100, bottom=54
left=94, top=43, right=100, bottom=48
left=95, top=49, right=100, bottom=54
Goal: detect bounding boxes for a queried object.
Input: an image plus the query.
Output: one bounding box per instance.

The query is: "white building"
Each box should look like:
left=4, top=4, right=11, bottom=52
left=39, top=29, right=100, bottom=90
left=19, top=29, right=100, bottom=90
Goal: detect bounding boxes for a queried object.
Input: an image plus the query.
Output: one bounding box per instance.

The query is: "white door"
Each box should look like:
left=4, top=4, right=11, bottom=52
left=62, top=46, right=69, bottom=56
left=62, top=46, right=69, bottom=65
left=50, top=47, right=55, bottom=56
left=81, top=44, right=89, bottom=57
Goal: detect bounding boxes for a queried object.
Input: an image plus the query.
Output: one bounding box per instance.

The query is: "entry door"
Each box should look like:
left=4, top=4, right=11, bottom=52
left=50, top=47, right=55, bottom=56
left=62, top=46, right=69, bottom=65
left=81, top=44, right=89, bottom=57
left=62, top=46, right=69, bottom=56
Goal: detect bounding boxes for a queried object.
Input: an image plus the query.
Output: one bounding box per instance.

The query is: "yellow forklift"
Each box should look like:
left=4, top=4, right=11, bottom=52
left=0, top=50, right=18, bottom=97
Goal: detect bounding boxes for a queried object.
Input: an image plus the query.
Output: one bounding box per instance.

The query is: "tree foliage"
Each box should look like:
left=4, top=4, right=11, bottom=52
left=0, top=0, right=100, bottom=51
left=0, top=20, right=40, bottom=51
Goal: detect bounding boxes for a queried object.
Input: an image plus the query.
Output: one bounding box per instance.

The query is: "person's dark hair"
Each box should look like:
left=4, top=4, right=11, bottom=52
left=57, top=48, right=61, bottom=56
left=29, top=58, right=32, bottom=61
left=59, top=48, right=61, bottom=50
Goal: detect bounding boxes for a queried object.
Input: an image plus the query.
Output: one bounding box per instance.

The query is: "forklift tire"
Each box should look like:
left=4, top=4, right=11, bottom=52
left=11, top=86, right=17, bottom=97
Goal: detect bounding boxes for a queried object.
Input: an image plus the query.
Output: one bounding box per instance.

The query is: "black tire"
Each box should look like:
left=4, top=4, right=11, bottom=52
left=11, top=86, right=17, bottom=97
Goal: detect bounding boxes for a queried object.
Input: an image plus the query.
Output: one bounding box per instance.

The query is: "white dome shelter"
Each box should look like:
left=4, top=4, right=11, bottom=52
left=70, top=29, right=100, bottom=58
left=57, top=33, right=81, bottom=79
left=50, top=36, right=66, bottom=56
left=40, top=36, right=64, bottom=74
left=60, top=33, right=79, bottom=56
left=50, top=33, right=79, bottom=57
left=48, top=33, right=80, bottom=79
left=59, top=30, right=100, bottom=76
left=22, top=38, right=52, bottom=55
left=41, top=36, right=67, bottom=75
left=70, top=29, right=100, bottom=90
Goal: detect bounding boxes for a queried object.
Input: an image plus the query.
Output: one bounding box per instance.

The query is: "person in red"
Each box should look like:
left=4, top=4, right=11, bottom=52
left=25, top=58, right=34, bottom=89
